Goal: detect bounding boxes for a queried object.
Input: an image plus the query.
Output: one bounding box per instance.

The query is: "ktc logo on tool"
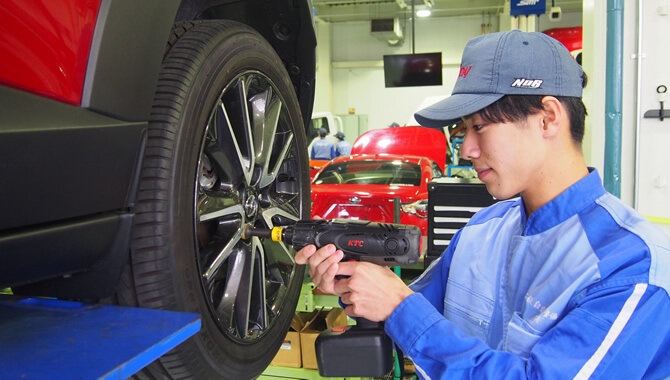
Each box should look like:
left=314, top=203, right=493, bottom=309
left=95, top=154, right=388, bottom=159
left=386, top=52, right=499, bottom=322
left=348, top=240, right=364, bottom=247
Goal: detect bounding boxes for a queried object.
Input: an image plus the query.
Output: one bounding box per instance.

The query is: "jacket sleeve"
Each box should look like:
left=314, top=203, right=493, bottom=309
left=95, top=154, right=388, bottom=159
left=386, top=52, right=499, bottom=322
left=405, top=229, right=462, bottom=311
left=385, top=280, right=670, bottom=379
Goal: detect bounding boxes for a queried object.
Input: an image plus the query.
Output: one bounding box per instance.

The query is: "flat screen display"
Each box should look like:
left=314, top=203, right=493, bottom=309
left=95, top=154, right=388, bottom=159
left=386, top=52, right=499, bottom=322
left=383, top=52, right=443, bottom=88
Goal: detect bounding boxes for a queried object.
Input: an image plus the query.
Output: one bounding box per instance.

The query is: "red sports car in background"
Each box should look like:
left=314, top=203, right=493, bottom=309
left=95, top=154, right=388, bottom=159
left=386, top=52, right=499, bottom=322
left=310, top=127, right=446, bottom=240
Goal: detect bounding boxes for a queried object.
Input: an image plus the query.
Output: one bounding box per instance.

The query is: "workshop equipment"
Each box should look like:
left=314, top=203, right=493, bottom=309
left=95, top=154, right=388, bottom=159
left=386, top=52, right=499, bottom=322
left=243, top=219, right=421, bottom=266
left=244, top=219, right=421, bottom=377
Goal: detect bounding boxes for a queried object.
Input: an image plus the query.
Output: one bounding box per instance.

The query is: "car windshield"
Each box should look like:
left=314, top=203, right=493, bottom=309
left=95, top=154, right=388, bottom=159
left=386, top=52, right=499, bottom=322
left=313, top=160, right=421, bottom=186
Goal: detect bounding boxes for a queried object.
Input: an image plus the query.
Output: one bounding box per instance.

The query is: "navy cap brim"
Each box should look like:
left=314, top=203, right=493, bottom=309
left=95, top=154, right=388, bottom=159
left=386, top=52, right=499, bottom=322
left=414, top=93, right=505, bottom=127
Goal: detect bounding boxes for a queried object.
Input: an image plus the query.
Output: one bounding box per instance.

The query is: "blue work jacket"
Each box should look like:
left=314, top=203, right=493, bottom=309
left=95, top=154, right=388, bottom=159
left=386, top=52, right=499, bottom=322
left=385, top=169, right=670, bottom=379
left=335, top=140, right=352, bottom=157
left=311, top=138, right=335, bottom=160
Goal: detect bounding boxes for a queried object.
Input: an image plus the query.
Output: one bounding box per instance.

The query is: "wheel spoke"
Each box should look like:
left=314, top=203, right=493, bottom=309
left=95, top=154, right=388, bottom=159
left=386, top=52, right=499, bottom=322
left=249, top=87, right=284, bottom=188
left=250, top=88, right=278, bottom=165
left=260, top=234, right=295, bottom=289
left=206, top=76, right=256, bottom=187
left=260, top=133, right=293, bottom=189
left=261, top=205, right=299, bottom=265
left=215, top=246, right=253, bottom=338
left=202, top=225, right=244, bottom=282
left=203, top=102, right=246, bottom=187
left=197, top=194, right=244, bottom=222
left=232, top=76, right=255, bottom=186
left=249, top=237, right=268, bottom=335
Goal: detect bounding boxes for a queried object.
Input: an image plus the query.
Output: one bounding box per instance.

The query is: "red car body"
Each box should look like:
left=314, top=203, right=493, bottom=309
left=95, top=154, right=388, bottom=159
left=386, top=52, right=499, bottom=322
left=351, top=126, right=446, bottom=171
left=310, top=127, right=447, bottom=238
left=543, top=27, right=582, bottom=60
left=309, top=159, right=329, bottom=179
left=0, top=1, right=101, bottom=104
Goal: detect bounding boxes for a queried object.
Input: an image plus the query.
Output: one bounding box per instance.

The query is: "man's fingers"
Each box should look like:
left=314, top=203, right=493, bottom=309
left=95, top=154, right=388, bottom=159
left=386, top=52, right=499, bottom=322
left=295, top=245, right=316, bottom=265
left=309, top=244, right=337, bottom=266
left=332, top=274, right=352, bottom=295
left=311, top=250, right=343, bottom=291
left=335, top=261, right=357, bottom=277
left=307, top=245, right=336, bottom=278
left=343, top=304, right=360, bottom=318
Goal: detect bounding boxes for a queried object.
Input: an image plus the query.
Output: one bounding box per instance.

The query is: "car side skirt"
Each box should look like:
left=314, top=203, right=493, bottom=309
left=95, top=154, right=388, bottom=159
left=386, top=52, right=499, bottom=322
left=0, top=86, right=146, bottom=231
left=2, top=212, right=133, bottom=298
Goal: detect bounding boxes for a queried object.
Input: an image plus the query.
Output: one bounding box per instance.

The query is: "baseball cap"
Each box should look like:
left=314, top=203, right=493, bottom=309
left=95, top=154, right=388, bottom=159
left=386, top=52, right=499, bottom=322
left=334, top=131, right=345, bottom=139
left=415, top=30, right=584, bottom=127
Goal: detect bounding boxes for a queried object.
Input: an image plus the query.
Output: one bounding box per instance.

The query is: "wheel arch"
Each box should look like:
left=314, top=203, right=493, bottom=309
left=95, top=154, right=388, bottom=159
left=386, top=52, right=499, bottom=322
left=185, top=0, right=316, bottom=135
left=84, top=0, right=315, bottom=129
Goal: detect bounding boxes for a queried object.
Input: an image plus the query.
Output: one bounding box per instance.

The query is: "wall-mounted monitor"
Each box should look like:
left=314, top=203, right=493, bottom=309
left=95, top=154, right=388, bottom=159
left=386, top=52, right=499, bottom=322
left=383, top=52, right=443, bottom=88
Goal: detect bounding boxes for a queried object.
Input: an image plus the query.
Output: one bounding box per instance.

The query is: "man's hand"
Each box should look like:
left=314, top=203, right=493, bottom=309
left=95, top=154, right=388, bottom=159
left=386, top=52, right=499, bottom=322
left=335, top=262, right=413, bottom=322
left=294, top=243, right=343, bottom=295
left=293, top=217, right=414, bottom=322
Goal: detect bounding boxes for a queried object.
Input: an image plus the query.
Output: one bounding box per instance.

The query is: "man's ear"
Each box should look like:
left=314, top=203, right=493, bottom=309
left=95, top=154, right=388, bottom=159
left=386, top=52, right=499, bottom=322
left=540, top=96, right=565, bottom=139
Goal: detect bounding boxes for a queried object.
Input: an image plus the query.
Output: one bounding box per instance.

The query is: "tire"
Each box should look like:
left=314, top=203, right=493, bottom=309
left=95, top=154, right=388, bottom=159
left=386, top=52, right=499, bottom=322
left=117, top=20, right=309, bottom=379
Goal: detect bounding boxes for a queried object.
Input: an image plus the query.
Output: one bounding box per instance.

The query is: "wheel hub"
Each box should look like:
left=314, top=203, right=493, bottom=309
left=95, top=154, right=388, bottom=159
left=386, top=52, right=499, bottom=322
left=244, top=193, right=260, bottom=220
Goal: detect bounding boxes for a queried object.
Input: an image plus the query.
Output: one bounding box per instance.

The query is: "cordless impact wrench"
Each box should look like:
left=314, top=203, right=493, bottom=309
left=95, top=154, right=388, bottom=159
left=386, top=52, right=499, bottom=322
left=243, top=219, right=422, bottom=377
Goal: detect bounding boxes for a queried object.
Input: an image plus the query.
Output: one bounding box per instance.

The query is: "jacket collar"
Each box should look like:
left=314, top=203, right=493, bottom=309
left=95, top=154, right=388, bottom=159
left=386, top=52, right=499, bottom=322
left=521, top=168, right=606, bottom=235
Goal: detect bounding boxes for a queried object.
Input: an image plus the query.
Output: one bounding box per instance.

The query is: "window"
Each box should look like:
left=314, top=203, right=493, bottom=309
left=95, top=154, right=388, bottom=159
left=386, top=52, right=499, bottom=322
left=314, top=160, right=422, bottom=186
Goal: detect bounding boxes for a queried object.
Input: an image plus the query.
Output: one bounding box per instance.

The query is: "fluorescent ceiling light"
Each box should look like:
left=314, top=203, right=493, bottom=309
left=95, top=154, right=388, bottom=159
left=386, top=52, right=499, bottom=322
left=416, top=9, right=431, bottom=17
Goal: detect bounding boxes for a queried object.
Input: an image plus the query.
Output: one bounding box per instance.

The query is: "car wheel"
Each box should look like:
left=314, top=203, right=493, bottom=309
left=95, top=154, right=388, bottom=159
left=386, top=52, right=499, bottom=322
left=116, top=20, right=309, bottom=379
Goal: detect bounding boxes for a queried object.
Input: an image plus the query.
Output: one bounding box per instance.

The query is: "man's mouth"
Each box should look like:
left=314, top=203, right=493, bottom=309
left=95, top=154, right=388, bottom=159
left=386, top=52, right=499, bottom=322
left=476, top=167, right=491, bottom=180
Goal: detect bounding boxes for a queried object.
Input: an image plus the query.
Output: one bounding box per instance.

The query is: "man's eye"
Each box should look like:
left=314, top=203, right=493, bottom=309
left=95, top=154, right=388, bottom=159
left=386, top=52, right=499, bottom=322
left=472, top=124, right=483, bottom=131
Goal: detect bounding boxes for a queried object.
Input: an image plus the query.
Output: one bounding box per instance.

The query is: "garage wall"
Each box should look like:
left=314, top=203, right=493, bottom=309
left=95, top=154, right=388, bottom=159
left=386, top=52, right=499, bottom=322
left=626, top=0, right=670, bottom=235
left=315, top=11, right=582, bottom=135
left=329, top=15, right=478, bottom=130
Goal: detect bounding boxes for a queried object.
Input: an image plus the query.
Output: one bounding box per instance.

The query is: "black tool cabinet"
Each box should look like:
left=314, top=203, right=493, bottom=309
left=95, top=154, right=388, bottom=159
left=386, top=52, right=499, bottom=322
left=425, top=178, right=498, bottom=268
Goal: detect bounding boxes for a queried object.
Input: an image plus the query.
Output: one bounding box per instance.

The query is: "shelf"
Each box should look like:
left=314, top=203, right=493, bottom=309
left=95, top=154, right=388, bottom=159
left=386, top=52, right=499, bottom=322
left=260, top=365, right=367, bottom=379
left=296, top=282, right=341, bottom=312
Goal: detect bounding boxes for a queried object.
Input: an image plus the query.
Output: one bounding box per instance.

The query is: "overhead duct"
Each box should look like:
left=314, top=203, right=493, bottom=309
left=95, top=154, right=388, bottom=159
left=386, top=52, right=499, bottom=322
left=371, top=18, right=404, bottom=46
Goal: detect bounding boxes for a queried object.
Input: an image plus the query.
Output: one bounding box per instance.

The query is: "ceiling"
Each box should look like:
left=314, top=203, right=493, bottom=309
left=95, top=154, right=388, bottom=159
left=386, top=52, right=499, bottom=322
left=311, top=0, right=583, bottom=23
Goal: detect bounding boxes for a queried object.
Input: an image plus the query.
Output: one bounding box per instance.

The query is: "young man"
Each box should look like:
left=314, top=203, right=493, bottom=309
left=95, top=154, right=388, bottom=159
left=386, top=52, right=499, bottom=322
left=295, top=30, right=670, bottom=379
left=334, top=131, right=352, bottom=157
left=310, top=127, right=336, bottom=160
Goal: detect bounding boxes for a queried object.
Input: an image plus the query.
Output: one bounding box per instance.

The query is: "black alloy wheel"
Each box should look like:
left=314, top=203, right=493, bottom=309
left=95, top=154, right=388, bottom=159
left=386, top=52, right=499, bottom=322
left=116, top=20, right=309, bottom=379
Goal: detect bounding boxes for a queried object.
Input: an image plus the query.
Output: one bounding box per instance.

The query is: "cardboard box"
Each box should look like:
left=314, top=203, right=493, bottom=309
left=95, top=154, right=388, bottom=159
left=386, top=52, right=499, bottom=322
left=299, top=308, right=349, bottom=370
left=270, top=314, right=308, bottom=368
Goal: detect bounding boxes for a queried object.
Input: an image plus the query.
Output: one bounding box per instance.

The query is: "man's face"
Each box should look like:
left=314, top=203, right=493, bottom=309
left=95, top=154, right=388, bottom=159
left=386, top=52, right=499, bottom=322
left=461, top=112, right=546, bottom=201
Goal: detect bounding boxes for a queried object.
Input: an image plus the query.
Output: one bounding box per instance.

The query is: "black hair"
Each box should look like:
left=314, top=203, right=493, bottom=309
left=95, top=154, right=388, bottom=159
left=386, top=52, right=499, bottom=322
left=478, top=72, right=589, bottom=145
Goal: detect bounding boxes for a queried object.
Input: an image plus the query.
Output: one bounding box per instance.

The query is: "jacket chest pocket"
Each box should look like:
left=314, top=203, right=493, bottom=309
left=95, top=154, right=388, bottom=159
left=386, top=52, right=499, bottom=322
left=444, top=280, right=494, bottom=342
left=504, top=312, right=544, bottom=358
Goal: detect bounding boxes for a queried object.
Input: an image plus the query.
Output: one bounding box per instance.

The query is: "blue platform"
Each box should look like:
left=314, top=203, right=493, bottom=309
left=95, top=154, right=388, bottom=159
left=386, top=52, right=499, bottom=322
left=0, top=295, right=201, bottom=379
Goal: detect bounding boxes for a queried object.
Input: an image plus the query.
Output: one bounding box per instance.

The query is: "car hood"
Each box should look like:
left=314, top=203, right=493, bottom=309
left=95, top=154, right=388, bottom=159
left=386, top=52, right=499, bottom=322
left=312, top=184, right=421, bottom=198
left=350, top=126, right=447, bottom=171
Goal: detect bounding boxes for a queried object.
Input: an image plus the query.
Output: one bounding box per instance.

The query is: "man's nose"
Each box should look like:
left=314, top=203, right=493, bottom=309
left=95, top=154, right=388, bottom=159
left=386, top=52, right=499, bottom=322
left=461, top=131, right=479, bottom=160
